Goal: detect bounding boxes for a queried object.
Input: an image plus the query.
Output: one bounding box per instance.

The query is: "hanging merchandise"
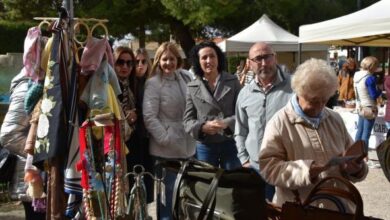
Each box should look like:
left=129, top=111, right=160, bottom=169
left=21, top=3, right=125, bottom=218
left=31, top=7, right=78, bottom=219
left=34, top=21, right=69, bottom=162
left=77, top=114, right=127, bottom=219
left=21, top=26, right=46, bottom=82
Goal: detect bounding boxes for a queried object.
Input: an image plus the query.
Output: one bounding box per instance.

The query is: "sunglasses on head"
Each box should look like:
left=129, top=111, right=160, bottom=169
left=116, top=59, right=134, bottom=67
left=136, top=59, right=147, bottom=65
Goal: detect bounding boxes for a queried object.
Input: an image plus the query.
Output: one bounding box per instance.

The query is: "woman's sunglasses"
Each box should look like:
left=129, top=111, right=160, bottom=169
left=136, top=59, right=147, bottom=65
left=116, top=59, right=134, bottom=67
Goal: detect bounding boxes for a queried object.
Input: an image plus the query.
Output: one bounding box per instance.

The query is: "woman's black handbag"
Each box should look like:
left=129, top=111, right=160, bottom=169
left=165, top=159, right=267, bottom=220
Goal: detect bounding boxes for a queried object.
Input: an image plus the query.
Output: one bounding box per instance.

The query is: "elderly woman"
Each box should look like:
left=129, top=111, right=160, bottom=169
left=259, top=58, right=367, bottom=210
left=183, top=41, right=241, bottom=170
left=143, top=42, right=195, bottom=220
left=353, top=56, right=382, bottom=154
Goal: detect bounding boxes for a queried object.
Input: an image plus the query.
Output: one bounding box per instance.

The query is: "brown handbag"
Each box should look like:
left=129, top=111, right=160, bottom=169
left=358, top=106, right=378, bottom=120
left=280, top=176, right=382, bottom=220
left=376, top=138, right=390, bottom=182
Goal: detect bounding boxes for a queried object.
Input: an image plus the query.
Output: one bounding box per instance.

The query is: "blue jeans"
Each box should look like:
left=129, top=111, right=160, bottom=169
left=153, top=158, right=177, bottom=220
left=196, top=139, right=241, bottom=170
left=355, top=115, right=375, bottom=152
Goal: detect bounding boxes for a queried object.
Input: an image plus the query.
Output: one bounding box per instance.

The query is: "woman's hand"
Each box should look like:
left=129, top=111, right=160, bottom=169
left=309, top=163, right=327, bottom=182
left=201, top=119, right=226, bottom=135
left=340, top=159, right=365, bottom=177
left=126, top=109, right=137, bottom=125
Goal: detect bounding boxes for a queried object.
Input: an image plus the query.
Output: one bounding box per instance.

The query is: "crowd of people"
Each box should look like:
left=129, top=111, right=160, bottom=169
left=1, top=38, right=387, bottom=219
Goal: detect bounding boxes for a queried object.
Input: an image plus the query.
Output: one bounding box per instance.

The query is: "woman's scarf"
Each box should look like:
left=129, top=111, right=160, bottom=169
left=291, top=94, right=324, bottom=129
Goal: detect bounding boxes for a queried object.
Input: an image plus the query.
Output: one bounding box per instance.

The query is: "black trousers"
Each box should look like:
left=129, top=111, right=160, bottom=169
left=22, top=202, right=45, bottom=220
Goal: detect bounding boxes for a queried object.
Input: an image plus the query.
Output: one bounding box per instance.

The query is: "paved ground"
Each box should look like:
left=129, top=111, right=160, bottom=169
left=0, top=150, right=388, bottom=219
left=354, top=150, right=389, bottom=220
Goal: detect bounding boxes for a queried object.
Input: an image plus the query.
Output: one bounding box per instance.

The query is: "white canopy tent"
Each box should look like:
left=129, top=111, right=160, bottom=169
left=218, top=14, right=328, bottom=70
left=299, top=0, right=390, bottom=46
left=218, top=14, right=328, bottom=52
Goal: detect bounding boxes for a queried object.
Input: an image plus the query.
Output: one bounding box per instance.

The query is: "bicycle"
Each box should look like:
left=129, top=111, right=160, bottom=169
left=124, top=164, right=165, bottom=220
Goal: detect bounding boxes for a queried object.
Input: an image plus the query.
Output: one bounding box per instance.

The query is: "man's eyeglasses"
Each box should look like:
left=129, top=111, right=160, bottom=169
left=116, top=59, right=134, bottom=67
left=249, top=54, right=274, bottom=64
left=136, top=59, right=147, bottom=65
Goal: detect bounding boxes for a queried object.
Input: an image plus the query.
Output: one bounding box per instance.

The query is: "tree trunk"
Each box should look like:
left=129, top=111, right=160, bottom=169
left=138, top=24, right=146, bottom=49
left=169, top=18, right=195, bottom=68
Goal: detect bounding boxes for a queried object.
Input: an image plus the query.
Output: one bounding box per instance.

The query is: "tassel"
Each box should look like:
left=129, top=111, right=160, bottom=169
left=83, top=189, right=92, bottom=220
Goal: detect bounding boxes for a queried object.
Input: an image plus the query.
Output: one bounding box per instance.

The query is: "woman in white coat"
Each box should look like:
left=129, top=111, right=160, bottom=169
left=143, top=42, right=195, bottom=220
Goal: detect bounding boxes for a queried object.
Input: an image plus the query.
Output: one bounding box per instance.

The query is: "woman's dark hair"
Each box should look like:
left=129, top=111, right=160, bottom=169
left=113, top=46, right=137, bottom=92
left=190, top=41, right=226, bottom=78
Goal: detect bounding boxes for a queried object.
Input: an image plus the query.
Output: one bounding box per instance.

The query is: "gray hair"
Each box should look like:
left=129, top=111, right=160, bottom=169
left=291, top=58, right=337, bottom=98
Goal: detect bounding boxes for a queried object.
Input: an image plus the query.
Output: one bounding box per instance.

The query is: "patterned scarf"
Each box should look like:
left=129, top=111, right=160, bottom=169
left=118, top=78, right=136, bottom=118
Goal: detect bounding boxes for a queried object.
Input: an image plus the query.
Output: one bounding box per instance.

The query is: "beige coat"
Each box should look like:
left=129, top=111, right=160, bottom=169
left=259, top=101, right=367, bottom=209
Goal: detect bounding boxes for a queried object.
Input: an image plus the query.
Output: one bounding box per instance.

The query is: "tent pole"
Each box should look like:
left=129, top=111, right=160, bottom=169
left=62, top=0, right=74, bottom=38
left=298, top=43, right=302, bottom=65
left=388, top=48, right=390, bottom=75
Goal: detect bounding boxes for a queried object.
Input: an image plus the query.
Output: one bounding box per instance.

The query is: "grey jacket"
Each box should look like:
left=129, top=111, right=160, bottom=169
left=0, top=72, right=31, bottom=156
left=143, top=69, right=196, bottom=158
left=183, top=72, right=241, bottom=143
left=235, top=67, right=292, bottom=167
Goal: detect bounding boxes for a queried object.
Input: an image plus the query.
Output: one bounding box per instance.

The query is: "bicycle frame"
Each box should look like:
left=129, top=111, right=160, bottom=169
left=124, top=164, right=165, bottom=220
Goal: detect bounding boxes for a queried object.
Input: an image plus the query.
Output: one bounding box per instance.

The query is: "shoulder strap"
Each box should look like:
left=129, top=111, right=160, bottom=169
left=197, top=168, right=224, bottom=220
left=172, top=160, right=190, bottom=220
left=179, top=69, right=192, bottom=84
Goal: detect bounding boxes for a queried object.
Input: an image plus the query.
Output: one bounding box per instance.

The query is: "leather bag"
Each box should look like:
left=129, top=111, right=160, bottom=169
left=376, top=138, right=390, bottom=182
left=280, top=176, right=382, bottom=220
left=165, top=159, right=267, bottom=220
left=358, top=106, right=377, bottom=120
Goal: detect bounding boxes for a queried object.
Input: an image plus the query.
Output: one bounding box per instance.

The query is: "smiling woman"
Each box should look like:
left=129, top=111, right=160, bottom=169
left=143, top=42, right=195, bottom=220
left=183, top=41, right=241, bottom=170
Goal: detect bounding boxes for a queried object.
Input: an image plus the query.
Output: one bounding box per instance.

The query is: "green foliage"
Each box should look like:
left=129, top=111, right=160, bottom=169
left=227, top=56, right=246, bottom=74
left=0, top=20, right=36, bottom=53
left=75, top=0, right=172, bottom=42
left=0, top=0, right=381, bottom=57
left=161, top=0, right=242, bottom=28
left=1, top=0, right=55, bottom=20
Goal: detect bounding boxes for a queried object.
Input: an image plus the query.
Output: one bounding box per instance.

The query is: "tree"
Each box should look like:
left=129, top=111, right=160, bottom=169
left=1, top=0, right=381, bottom=57
left=161, top=0, right=243, bottom=56
left=1, top=0, right=55, bottom=20
left=75, top=0, right=172, bottom=49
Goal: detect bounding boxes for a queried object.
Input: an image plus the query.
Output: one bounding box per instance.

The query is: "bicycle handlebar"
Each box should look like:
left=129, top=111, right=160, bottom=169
left=124, top=164, right=166, bottom=181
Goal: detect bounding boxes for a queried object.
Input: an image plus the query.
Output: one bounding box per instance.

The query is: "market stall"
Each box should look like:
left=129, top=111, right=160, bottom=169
left=334, top=106, right=387, bottom=149
left=218, top=14, right=328, bottom=71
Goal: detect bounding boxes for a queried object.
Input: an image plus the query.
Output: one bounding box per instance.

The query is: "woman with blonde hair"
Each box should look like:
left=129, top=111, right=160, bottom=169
left=143, top=42, right=195, bottom=219
left=353, top=56, right=382, bottom=154
left=124, top=48, right=155, bottom=204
